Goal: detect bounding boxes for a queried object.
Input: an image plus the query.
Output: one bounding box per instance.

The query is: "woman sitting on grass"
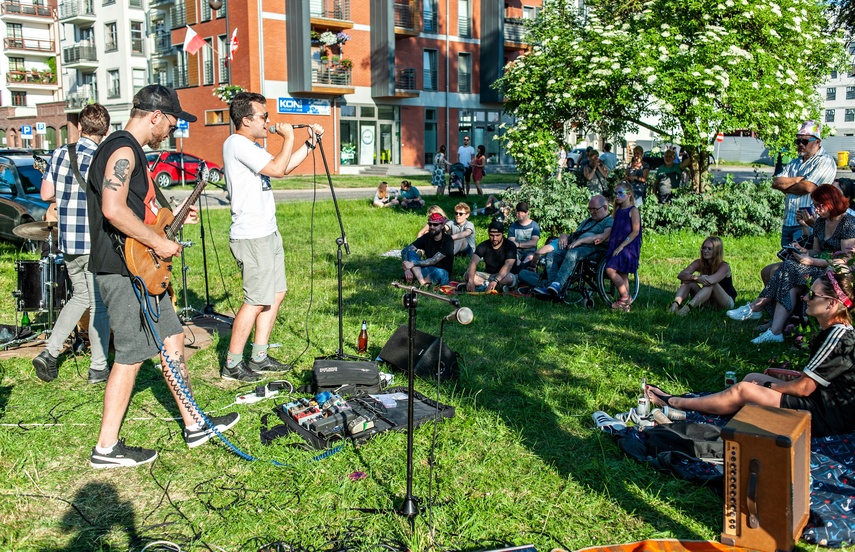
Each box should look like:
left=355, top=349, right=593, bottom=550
left=669, top=236, right=737, bottom=315
left=648, top=271, right=855, bottom=438
left=600, top=183, right=641, bottom=312
left=373, top=181, right=399, bottom=208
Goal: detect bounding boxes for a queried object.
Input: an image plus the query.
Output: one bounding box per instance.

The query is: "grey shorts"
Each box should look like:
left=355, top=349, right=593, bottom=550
left=96, top=273, right=182, bottom=365
left=230, top=231, right=287, bottom=305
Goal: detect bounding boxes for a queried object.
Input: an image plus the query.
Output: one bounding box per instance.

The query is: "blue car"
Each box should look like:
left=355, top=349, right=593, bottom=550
left=0, top=151, right=51, bottom=249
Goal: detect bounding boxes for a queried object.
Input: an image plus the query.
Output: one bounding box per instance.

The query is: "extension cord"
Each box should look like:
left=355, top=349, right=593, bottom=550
left=236, top=387, right=279, bottom=404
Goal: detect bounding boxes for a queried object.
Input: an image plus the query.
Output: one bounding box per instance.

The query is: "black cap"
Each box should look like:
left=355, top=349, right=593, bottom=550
left=133, top=84, right=197, bottom=123
left=488, top=220, right=504, bottom=233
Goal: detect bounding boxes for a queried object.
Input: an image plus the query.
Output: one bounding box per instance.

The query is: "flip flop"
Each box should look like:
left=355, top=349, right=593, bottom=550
left=645, top=384, right=676, bottom=408
left=592, top=411, right=627, bottom=433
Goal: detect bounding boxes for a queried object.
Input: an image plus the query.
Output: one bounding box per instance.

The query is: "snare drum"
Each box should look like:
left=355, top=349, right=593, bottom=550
left=14, top=259, right=70, bottom=312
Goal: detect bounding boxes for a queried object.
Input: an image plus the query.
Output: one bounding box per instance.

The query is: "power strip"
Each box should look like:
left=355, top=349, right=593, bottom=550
left=236, top=385, right=279, bottom=404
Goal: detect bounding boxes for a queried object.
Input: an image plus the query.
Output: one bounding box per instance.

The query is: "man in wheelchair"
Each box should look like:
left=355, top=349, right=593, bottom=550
left=527, top=195, right=613, bottom=299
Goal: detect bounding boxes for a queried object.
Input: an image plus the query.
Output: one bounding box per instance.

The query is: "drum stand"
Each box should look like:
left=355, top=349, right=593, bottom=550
left=176, top=227, right=204, bottom=323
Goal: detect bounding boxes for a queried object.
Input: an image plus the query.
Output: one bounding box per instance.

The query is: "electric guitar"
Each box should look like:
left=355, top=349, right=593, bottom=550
left=124, top=162, right=211, bottom=295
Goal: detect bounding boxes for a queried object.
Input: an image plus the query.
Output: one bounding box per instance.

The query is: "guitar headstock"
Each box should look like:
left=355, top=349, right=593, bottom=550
left=32, top=154, right=48, bottom=175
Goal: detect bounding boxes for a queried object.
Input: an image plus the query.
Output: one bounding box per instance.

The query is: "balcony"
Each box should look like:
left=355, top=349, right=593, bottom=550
left=169, top=3, right=185, bottom=28
left=395, top=67, right=419, bottom=97
left=173, top=66, right=188, bottom=88
left=152, top=32, right=176, bottom=55
left=6, top=69, right=58, bottom=87
left=0, top=1, right=53, bottom=20
left=309, top=0, right=352, bottom=29
left=504, top=18, right=528, bottom=48
left=62, top=44, right=97, bottom=67
left=394, top=1, right=418, bottom=35
left=65, top=84, right=97, bottom=109
left=4, top=36, right=55, bottom=54
left=58, top=0, right=95, bottom=23
left=203, top=59, right=214, bottom=85
left=311, top=62, right=354, bottom=94
left=149, top=0, right=173, bottom=7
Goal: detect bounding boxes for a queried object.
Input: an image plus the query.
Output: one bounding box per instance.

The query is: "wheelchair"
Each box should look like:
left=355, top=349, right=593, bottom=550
left=531, top=250, right=638, bottom=308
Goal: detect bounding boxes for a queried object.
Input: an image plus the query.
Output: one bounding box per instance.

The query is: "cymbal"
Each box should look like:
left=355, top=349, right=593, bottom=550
left=13, top=220, right=57, bottom=241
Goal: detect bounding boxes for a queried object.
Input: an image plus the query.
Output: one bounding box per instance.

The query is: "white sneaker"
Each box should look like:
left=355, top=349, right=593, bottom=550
left=592, top=411, right=627, bottom=434
left=750, top=329, right=784, bottom=344
left=727, top=302, right=762, bottom=321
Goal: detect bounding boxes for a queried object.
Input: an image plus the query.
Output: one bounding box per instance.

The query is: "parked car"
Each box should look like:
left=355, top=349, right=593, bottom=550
left=643, top=151, right=666, bottom=170
left=146, top=151, right=223, bottom=188
left=0, top=152, right=50, bottom=249
left=849, top=155, right=855, bottom=172
left=565, top=147, right=587, bottom=169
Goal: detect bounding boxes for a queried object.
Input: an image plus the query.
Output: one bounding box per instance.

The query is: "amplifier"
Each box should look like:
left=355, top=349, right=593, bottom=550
left=720, top=405, right=811, bottom=552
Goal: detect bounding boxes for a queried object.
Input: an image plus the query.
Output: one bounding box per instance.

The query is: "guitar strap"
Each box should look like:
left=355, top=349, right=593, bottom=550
left=66, top=143, right=87, bottom=191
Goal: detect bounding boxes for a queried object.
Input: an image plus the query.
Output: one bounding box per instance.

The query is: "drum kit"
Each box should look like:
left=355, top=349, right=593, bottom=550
left=6, top=220, right=71, bottom=345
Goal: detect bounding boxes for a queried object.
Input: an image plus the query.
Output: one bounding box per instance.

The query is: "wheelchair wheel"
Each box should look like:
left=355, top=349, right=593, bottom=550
left=596, top=257, right=639, bottom=305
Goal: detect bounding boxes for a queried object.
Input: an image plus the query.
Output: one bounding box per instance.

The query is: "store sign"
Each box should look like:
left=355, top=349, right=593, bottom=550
left=277, top=97, right=331, bottom=116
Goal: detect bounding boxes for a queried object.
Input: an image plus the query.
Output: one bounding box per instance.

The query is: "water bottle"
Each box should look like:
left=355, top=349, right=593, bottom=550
left=636, top=378, right=650, bottom=418
left=473, top=202, right=477, bottom=213
left=357, top=320, right=368, bottom=354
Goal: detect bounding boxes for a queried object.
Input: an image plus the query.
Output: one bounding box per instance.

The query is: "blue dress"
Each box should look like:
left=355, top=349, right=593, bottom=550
left=605, top=206, right=641, bottom=273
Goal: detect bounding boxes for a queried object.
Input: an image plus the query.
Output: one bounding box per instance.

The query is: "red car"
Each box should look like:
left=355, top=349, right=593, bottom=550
left=146, top=151, right=223, bottom=188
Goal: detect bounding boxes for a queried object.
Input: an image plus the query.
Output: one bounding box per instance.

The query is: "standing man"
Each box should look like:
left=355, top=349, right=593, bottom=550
left=222, top=91, right=324, bottom=382
left=599, top=143, right=618, bottom=172
left=401, top=212, right=455, bottom=286
left=87, top=85, right=239, bottom=468
left=33, top=104, right=112, bottom=384
left=457, top=135, right=476, bottom=195
left=772, top=121, right=837, bottom=247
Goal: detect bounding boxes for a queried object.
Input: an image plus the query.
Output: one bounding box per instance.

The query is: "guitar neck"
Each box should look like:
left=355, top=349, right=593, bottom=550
left=167, top=179, right=207, bottom=236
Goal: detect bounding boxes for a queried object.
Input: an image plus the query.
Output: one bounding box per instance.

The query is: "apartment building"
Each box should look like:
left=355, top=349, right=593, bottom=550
left=165, top=0, right=540, bottom=173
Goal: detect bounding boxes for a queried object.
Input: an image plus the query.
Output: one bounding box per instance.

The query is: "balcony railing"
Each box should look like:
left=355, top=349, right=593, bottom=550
left=173, top=66, right=188, bottom=88
left=458, top=16, right=470, bottom=37
left=218, top=58, right=229, bottom=83
left=153, top=32, right=174, bottom=54
left=423, top=68, right=437, bottom=91
left=169, top=3, right=186, bottom=28
left=66, top=84, right=97, bottom=108
left=203, top=59, right=214, bottom=85
left=504, top=18, right=527, bottom=43
left=1, top=1, right=53, bottom=18
left=394, top=2, right=414, bottom=29
left=6, top=70, right=57, bottom=84
left=59, top=0, right=95, bottom=19
left=63, top=44, right=97, bottom=64
left=309, top=0, right=350, bottom=20
left=312, top=63, right=352, bottom=86
left=395, top=68, right=416, bottom=91
left=458, top=72, right=471, bottom=93
left=4, top=36, right=54, bottom=52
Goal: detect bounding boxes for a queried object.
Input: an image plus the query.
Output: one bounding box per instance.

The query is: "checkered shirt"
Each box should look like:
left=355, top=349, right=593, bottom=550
left=776, top=146, right=837, bottom=227
left=44, top=137, right=99, bottom=255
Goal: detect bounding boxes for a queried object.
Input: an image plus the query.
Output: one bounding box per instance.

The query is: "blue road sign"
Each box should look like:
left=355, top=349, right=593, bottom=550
left=21, top=125, right=33, bottom=138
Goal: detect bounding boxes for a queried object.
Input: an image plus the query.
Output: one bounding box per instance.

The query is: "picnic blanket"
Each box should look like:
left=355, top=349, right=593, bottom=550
left=609, top=404, right=855, bottom=547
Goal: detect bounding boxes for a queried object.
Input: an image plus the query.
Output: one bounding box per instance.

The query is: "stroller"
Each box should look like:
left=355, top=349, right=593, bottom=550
left=448, top=162, right=466, bottom=196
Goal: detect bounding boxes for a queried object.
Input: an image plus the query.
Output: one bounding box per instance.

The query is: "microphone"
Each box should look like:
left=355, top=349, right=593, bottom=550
left=269, top=124, right=312, bottom=134
left=443, top=307, right=473, bottom=325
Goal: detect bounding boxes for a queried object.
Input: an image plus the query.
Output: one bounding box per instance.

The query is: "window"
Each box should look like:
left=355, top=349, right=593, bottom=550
left=132, top=68, right=146, bottom=93
left=202, top=38, right=214, bottom=85
left=7, top=23, right=23, bottom=47
left=523, top=6, right=539, bottom=19
left=847, top=87, right=855, bottom=100
left=130, top=21, right=144, bottom=54
left=216, top=0, right=226, bottom=18
left=423, top=49, right=437, bottom=91
left=205, top=109, right=228, bottom=125
left=849, top=43, right=855, bottom=55
left=832, top=70, right=838, bottom=79
left=826, top=109, right=835, bottom=123
left=458, top=0, right=470, bottom=37
left=201, top=0, right=211, bottom=21
left=107, top=69, right=120, bottom=98
left=828, top=87, right=837, bottom=101
left=218, top=34, right=229, bottom=83
left=9, top=57, right=25, bottom=71
left=424, top=108, right=437, bottom=165
left=458, top=53, right=471, bottom=93
left=423, top=0, right=437, bottom=32
left=105, top=22, right=118, bottom=51
left=12, top=91, right=27, bottom=107
left=846, top=109, right=855, bottom=123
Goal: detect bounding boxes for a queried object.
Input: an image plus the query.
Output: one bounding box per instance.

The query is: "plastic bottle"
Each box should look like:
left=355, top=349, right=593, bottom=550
left=473, top=202, right=477, bottom=213
left=21, top=311, right=30, bottom=327
left=357, top=320, right=368, bottom=353
left=636, top=377, right=650, bottom=418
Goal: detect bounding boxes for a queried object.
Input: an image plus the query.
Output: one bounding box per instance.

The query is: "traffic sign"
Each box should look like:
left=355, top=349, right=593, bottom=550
left=21, top=125, right=33, bottom=138
left=716, top=133, right=724, bottom=143
left=176, top=118, right=189, bottom=130
left=36, top=122, right=46, bottom=135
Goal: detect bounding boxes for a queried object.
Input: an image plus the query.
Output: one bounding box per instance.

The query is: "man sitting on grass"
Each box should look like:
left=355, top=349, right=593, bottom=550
left=463, top=220, right=518, bottom=293
left=399, top=180, right=425, bottom=210
left=402, top=212, right=454, bottom=287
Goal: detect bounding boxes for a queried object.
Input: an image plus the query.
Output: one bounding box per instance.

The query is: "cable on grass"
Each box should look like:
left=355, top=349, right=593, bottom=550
left=202, top=191, right=238, bottom=318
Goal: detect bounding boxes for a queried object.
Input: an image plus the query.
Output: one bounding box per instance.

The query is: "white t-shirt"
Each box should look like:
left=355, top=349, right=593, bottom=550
left=223, top=134, right=277, bottom=240
left=458, top=145, right=475, bottom=166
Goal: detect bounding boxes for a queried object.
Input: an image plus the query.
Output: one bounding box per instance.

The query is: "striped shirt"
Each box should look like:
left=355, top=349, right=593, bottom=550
left=43, top=137, right=99, bottom=255
left=777, top=146, right=837, bottom=227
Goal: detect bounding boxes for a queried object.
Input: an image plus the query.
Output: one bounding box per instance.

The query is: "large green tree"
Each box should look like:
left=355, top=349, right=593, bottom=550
left=498, top=0, right=846, bottom=190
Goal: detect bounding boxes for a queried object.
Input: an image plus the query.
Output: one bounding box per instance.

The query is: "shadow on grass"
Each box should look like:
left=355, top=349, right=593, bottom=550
left=45, top=481, right=141, bottom=551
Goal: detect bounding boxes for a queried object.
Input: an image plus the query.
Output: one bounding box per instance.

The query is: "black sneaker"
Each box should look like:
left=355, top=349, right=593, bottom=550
left=90, top=439, right=157, bottom=469
left=183, top=412, right=240, bottom=448
left=248, top=353, right=289, bottom=373
left=87, top=368, right=110, bottom=385
left=33, top=350, right=58, bottom=382
left=220, top=360, right=261, bottom=382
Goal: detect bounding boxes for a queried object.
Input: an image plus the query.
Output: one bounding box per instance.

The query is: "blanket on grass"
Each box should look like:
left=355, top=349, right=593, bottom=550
left=610, top=404, right=855, bottom=547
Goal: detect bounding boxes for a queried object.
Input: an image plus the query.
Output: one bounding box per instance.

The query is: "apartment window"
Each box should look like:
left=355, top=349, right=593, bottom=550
left=216, top=0, right=227, bottom=18
left=130, top=21, right=144, bottom=54
left=153, top=67, right=168, bottom=86
left=7, top=23, right=23, bottom=47
left=423, top=49, right=437, bottom=91
left=523, top=6, right=539, bottom=18
left=423, top=0, right=438, bottom=33
left=217, top=34, right=229, bottom=83
left=826, top=109, right=835, bottom=123
left=12, top=91, right=26, bottom=107
left=846, top=109, right=855, bottom=123
left=458, top=53, right=471, bottom=93
left=132, top=68, right=146, bottom=93
left=424, top=108, right=437, bottom=165
left=458, top=0, right=470, bottom=38
left=105, top=22, right=117, bottom=51
left=849, top=43, right=855, bottom=55
left=201, top=0, right=211, bottom=21
left=831, top=70, right=838, bottom=79
left=202, top=38, right=214, bottom=85
left=205, top=109, right=228, bottom=125
left=107, top=69, right=121, bottom=98
left=9, top=57, right=25, bottom=71
left=847, top=87, right=855, bottom=100
left=828, top=87, right=837, bottom=101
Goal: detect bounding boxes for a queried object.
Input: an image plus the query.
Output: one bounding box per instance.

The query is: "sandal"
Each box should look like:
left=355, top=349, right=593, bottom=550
left=611, top=298, right=632, bottom=312
left=645, top=385, right=675, bottom=407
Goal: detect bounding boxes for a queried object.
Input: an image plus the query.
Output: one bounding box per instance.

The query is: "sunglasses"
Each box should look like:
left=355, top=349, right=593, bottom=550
left=455, top=211, right=467, bottom=216
left=252, top=112, right=269, bottom=120
left=806, top=289, right=838, bottom=302
left=428, top=222, right=444, bottom=227
left=795, top=138, right=817, bottom=146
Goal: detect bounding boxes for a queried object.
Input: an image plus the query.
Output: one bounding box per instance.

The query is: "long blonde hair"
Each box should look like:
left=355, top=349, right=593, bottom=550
left=699, top=236, right=724, bottom=275
left=377, top=181, right=388, bottom=200
left=612, top=186, right=636, bottom=216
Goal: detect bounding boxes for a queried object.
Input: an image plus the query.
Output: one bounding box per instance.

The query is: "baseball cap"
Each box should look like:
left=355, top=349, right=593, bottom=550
left=428, top=213, right=446, bottom=224
left=796, top=121, right=821, bottom=140
left=133, top=84, right=197, bottom=123
left=488, top=220, right=504, bottom=233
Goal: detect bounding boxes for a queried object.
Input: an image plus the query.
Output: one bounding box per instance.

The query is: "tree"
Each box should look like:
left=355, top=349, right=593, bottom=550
left=497, top=0, right=846, bottom=190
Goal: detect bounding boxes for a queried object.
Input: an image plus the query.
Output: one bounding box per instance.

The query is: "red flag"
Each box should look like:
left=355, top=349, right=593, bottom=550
left=229, top=28, right=239, bottom=61
left=183, top=26, right=205, bottom=55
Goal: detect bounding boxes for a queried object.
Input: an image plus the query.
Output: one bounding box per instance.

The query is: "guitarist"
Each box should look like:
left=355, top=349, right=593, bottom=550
left=33, top=104, right=112, bottom=385
left=86, top=85, right=239, bottom=469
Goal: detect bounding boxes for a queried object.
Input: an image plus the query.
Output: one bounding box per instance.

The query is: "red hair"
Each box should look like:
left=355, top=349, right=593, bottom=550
left=812, top=184, right=849, bottom=217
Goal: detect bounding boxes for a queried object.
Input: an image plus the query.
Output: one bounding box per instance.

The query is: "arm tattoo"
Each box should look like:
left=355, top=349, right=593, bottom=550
left=113, top=159, right=130, bottom=183
left=418, top=252, right=446, bottom=267
left=103, top=178, right=122, bottom=191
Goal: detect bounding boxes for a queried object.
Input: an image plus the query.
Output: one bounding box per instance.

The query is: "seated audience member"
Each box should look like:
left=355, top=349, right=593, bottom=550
left=507, top=202, right=541, bottom=265
left=399, top=180, right=425, bottom=210
left=464, top=220, right=518, bottom=292
left=416, top=205, right=449, bottom=238
left=603, top=184, right=641, bottom=312
left=647, top=272, right=855, bottom=438
left=522, top=195, right=613, bottom=297
left=670, top=236, right=737, bottom=315
left=447, top=202, right=476, bottom=257
left=402, top=213, right=454, bottom=287
left=373, top=181, right=399, bottom=208
left=475, top=194, right=512, bottom=222
left=654, top=149, right=689, bottom=203
left=583, top=149, right=609, bottom=195
left=727, top=185, right=855, bottom=344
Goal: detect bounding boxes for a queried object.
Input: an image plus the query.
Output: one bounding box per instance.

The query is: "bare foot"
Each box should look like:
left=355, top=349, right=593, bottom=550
left=645, top=385, right=675, bottom=407
left=404, top=269, right=414, bottom=283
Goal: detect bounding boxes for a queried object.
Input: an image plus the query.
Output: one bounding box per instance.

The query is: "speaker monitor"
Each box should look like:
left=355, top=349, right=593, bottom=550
left=378, top=324, right=459, bottom=382
left=720, top=404, right=811, bottom=552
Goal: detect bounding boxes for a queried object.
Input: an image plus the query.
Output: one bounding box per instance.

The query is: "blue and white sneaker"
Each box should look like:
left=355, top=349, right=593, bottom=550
left=532, top=286, right=550, bottom=296
left=546, top=282, right=563, bottom=297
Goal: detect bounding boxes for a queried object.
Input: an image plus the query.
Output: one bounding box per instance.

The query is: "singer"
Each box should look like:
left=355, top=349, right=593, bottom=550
left=221, top=91, right=325, bottom=382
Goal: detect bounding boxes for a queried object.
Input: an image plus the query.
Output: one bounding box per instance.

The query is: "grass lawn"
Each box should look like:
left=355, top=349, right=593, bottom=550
left=0, top=195, right=808, bottom=551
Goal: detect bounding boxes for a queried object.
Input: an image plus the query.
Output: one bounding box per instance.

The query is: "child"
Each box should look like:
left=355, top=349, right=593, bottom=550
left=599, top=184, right=641, bottom=312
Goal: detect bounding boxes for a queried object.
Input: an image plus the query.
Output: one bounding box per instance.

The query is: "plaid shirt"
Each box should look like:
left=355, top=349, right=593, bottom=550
left=44, top=136, right=98, bottom=255
left=777, top=146, right=837, bottom=227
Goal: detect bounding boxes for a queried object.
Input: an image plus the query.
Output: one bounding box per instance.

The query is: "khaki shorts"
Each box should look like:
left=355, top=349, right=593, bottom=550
left=229, top=231, right=287, bottom=305
left=475, top=271, right=518, bottom=286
